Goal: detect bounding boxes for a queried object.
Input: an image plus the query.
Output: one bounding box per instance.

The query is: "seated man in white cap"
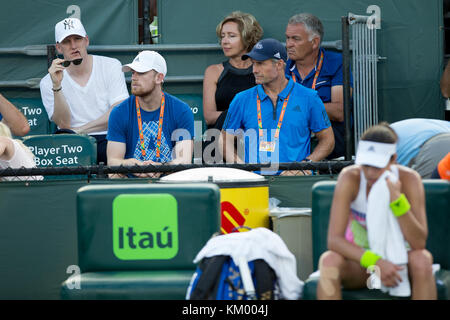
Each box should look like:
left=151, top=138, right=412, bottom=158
left=107, top=51, right=194, bottom=178
left=316, top=122, right=436, bottom=300
left=39, top=17, right=129, bottom=164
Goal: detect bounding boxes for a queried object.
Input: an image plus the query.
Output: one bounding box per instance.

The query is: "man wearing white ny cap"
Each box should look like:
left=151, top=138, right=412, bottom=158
left=107, top=51, right=194, bottom=178
left=316, top=123, right=436, bottom=300
left=39, top=17, right=129, bottom=164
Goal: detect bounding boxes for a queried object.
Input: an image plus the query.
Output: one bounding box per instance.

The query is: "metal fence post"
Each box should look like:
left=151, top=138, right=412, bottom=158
left=342, top=16, right=352, bottom=161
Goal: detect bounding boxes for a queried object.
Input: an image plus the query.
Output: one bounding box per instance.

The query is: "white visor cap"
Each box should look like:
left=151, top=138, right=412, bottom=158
left=355, top=140, right=397, bottom=168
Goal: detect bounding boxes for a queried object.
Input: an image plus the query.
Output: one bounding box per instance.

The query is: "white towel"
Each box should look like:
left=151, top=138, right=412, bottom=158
left=193, top=227, right=304, bottom=300
left=366, top=166, right=411, bottom=297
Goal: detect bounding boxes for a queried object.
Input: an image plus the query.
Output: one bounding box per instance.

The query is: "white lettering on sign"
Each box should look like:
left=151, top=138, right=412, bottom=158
left=190, top=106, right=198, bottom=114
left=28, top=146, right=60, bottom=157
left=66, top=5, right=81, bottom=20
left=367, top=5, right=381, bottom=30
left=28, top=144, right=83, bottom=167
left=61, top=144, right=83, bottom=154
left=21, top=106, right=42, bottom=116
left=55, top=156, right=79, bottom=165
left=66, top=265, right=81, bottom=290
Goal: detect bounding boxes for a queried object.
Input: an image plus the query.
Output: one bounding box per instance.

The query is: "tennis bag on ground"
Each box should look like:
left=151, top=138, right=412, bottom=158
left=186, top=254, right=278, bottom=300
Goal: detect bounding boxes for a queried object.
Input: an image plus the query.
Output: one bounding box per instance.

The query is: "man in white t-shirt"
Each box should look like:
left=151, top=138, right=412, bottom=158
left=39, top=18, right=129, bottom=164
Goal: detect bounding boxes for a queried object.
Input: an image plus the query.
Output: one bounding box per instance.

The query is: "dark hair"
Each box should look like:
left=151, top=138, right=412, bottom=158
left=360, top=122, right=398, bottom=143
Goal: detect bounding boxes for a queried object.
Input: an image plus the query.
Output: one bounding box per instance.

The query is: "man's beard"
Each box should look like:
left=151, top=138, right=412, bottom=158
left=131, top=83, right=155, bottom=97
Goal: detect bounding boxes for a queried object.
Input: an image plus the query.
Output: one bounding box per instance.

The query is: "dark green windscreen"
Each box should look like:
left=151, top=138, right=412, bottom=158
left=159, top=0, right=444, bottom=121
left=0, top=0, right=445, bottom=121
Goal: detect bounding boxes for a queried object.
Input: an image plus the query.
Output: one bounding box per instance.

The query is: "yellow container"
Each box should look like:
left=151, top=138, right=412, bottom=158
left=160, top=168, right=269, bottom=234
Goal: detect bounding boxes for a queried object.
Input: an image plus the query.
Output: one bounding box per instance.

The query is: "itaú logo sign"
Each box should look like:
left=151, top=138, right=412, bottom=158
left=112, top=193, right=179, bottom=260
left=220, top=201, right=248, bottom=234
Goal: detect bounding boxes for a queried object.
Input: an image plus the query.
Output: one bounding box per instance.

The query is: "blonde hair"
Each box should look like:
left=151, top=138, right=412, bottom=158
left=0, top=122, right=35, bottom=160
left=216, top=11, right=263, bottom=52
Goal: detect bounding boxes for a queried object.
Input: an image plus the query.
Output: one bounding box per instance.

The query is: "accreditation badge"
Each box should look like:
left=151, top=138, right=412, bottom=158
left=259, top=141, right=276, bottom=152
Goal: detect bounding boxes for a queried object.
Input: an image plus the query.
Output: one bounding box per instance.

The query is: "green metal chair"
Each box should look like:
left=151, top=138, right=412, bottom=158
left=22, top=134, right=97, bottom=179
left=60, top=183, right=221, bottom=300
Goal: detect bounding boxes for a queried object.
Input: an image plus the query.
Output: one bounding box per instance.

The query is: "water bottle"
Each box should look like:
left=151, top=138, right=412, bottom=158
left=150, top=16, right=159, bottom=44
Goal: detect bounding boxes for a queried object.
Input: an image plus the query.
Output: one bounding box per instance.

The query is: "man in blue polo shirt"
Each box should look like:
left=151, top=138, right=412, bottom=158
left=222, top=38, right=334, bottom=175
left=285, top=13, right=352, bottom=159
left=0, top=93, right=30, bottom=136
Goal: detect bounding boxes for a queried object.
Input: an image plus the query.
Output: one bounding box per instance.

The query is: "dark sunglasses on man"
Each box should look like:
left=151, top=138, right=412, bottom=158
left=59, top=58, right=83, bottom=67
left=56, top=54, right=83, bottom=67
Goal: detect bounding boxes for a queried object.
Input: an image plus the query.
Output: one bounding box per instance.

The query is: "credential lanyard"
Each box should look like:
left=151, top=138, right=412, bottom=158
left=135, top=93, right=165, bottom=159
left=291, top=50, right=324, bottom=90
left=256, top=92, right=291, bottom=151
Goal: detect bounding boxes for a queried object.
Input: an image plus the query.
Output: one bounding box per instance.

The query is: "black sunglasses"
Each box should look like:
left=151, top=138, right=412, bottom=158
left=60, top=58, right=83, bottom=67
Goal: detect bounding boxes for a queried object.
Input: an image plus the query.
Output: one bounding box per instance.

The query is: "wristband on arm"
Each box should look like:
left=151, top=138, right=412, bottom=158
left=360, top=250, right=381, bottom=269
left=389, top=193, right=411, bottom=217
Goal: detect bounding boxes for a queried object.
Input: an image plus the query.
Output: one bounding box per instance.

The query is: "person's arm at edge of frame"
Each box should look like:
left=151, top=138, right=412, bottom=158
left=47, top=58, right=72, bottom=129
left=202, top=64, right=224, bottom=126
left=308, top=126, right=335, bottom=161
left=323, top=86, right=353, bottom=123
left=440, top=59, right=450, bottom=98
left=71, top=99, right=126, bottom=134
left=220, top=130, right=243, bottom=164
left=0, top=94, right=30, bottom=136
left=0, top=136, right=15, bottom=161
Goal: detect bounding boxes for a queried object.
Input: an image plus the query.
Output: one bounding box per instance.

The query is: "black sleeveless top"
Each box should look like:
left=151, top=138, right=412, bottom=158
left=214, top=60, right=255, bottom=112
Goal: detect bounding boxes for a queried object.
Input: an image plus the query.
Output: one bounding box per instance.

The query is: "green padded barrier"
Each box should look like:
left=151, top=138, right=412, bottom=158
left=9, top=98, right=51, bottom=136
left=22, top=134, right=97, bottom=179
left=303, top=180, right=450, bottom=300
left=75, top=183, right=220, bottom=271
left=61, top=183, right=221, bottom=300
left=268, top=175, right=337, bottom=208
left=423, top=181, right=450, bottom=270
left=310, top=181, right=336, bottom=271
left=159, top=0, right=443, bottom=122
left=60, top=270, right=195, bottom=300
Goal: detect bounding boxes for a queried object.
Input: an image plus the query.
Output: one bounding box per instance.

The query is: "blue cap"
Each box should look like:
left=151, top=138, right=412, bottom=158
left=242, top=38, right=287, bottom=62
